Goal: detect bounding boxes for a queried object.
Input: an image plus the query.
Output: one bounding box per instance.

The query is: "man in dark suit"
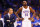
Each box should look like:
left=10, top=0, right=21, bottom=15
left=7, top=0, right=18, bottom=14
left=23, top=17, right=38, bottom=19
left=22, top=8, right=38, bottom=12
left=4, top=8, right=15, bottom=27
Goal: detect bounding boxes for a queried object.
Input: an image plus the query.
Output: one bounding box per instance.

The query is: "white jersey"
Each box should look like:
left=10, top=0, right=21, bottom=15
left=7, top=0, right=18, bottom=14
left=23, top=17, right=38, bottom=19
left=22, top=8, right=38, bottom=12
left=21, top=6, right=30, bottom=19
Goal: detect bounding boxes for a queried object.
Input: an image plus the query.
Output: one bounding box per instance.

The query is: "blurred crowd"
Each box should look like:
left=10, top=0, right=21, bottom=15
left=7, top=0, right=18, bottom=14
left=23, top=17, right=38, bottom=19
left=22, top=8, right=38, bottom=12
left=0, top=0, right=40, bottom=27
left=0, top=0, right=40, bottom=17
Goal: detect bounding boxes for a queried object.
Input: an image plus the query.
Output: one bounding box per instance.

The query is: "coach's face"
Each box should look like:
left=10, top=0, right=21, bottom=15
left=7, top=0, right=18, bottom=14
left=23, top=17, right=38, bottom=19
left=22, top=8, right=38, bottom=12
left=23, top=1, right=27, bottom=6
left=9, top=8, right=13, bottom=14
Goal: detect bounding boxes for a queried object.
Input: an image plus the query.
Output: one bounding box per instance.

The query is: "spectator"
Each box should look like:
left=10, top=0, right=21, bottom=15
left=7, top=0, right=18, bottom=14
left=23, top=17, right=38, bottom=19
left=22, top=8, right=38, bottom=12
left=33, top=16, right=40, bottom=27
left=4, top=10, right=8, bottom=15
left=35, top=16, right=40, bottom=27
left=14, top=18, right=22, bottom=27
left=39, top=14, right=40, bottom=18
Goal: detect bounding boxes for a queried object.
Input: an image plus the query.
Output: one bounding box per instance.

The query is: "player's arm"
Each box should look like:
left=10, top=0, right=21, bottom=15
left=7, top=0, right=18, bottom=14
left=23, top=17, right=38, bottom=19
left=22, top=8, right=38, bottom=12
left=29, top=7, right=35, bottom=18
left=15, top=8, right=23, bottom=20
left=15, top=7, right=22, bottom=18
left=29, top=7, right=36, bottom=22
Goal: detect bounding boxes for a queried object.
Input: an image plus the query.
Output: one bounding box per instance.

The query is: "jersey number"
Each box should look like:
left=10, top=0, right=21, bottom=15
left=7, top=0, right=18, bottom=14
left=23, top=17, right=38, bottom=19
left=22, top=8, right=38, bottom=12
left=25, top=13, right=28, bottom=16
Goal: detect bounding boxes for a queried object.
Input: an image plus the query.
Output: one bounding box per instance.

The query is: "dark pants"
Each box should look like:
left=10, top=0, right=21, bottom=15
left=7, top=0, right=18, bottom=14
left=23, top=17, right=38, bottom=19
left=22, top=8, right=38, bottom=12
left=10, top=24, right=14, bottom=27
left=0, top=20, right=3, bottom=27
left=4, top=24, right=14, bottom=27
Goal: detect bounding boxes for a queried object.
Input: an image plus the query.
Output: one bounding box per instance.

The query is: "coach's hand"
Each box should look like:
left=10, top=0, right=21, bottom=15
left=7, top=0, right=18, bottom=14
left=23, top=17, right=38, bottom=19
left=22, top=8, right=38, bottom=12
left=7, top=20, right=10, bottom=22
left=10, top=22, right=13, bottom=24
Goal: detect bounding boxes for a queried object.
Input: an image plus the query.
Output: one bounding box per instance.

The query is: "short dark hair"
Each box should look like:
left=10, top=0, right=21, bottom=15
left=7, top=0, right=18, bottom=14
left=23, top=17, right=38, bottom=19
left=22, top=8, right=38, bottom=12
left=23, top=1, right=27, bottom=3
left=7, top=8, right=12, bottom=12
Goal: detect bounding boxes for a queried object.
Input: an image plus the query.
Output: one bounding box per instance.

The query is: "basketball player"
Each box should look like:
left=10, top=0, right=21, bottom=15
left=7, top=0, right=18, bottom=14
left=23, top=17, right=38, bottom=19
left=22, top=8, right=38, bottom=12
left=15, top=1, right=35, bottom=27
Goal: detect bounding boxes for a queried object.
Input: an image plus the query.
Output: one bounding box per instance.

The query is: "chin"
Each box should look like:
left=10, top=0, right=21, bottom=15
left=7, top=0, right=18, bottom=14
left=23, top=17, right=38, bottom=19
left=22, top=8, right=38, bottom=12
left=25, top=5, right=27, bottom=6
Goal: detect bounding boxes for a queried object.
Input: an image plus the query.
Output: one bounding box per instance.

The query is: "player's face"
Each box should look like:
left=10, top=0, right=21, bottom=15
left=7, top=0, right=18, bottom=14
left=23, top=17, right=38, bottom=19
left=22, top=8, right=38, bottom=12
left=23, top=1, right=27, bottom=6
left=9, top=8, right=13, bottom=14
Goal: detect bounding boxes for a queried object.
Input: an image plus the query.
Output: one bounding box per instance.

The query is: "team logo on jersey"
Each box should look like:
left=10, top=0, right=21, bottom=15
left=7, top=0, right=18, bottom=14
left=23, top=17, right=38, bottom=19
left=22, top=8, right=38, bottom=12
left=23, top=10, right=29, bottom=13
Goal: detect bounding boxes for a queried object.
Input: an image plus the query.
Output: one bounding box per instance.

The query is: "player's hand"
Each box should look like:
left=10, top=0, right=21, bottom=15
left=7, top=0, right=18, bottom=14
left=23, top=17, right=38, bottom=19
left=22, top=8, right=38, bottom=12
left=28, top=18, right=31, bottom=20
left=19, top=18, right=24, bottom=21
left=31, top=18, right=35, bottom=22
left=22, top=18, right=24, bottom=21
left=7, top=20, right=10, bottom=22
left=29, top=18, right=34, bottom=22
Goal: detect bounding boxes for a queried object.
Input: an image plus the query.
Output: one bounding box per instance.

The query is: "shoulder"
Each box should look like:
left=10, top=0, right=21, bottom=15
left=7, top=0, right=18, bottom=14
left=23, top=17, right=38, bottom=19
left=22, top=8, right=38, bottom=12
left=29, top=6, right=33, bottom=10
left=19, top=6, right=23, bottom=10
left=29, top=6, right=32, bottom=9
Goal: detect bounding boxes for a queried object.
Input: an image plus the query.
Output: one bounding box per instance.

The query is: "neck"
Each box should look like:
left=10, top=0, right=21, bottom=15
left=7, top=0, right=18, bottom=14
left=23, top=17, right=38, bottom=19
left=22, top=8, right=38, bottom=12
left=8, top=13, right=11, bottom=15
left=23, top=5, right=28, bottom=8
left=23, top=5, right=27, bottom=7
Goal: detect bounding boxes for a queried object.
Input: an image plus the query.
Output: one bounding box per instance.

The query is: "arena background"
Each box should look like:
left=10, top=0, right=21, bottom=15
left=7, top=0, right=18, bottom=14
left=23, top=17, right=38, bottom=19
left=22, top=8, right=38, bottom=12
left=0, top=0, right=40, bottom=27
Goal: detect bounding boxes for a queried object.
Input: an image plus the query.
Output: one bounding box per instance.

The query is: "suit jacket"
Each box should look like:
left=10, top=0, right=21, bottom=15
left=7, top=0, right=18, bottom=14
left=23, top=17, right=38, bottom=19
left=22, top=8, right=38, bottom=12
left=4, top=14, right=15, bottom=26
